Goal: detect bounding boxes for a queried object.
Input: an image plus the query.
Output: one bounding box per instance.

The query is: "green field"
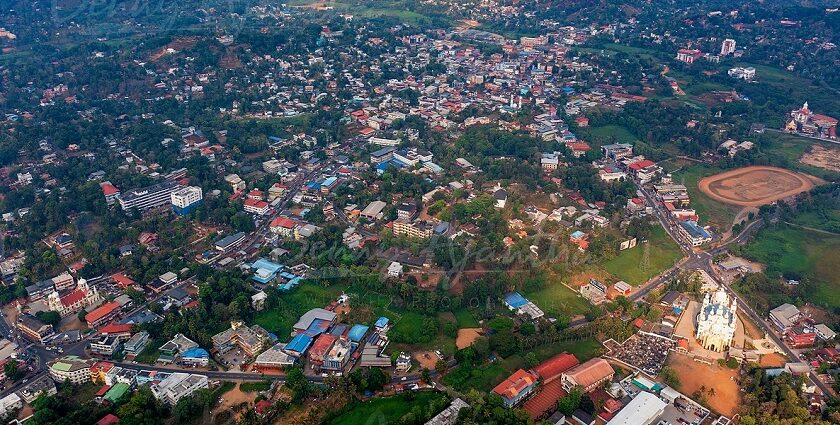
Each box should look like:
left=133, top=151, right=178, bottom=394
left=253, top=284, right=344, bottom=336
left=453, top=308, right=480, bottom=328
left=741, top=225, right=840, bottom=309
left=327, top=391, right=449, bottom=425
left=579, top=125, right=640, bottom=146
left=524, top=280, right=594, bottom=319
left=673, top=164, right=742, bottom=232
left=602, top=226, right=683, bottom=285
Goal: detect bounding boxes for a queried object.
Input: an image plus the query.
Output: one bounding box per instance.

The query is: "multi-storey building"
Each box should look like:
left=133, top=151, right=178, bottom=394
left=170, top=186, right=203, bottom=215
left=48, top=356, right=92, bottom=385
left=118, top=180, right=183, bottom=211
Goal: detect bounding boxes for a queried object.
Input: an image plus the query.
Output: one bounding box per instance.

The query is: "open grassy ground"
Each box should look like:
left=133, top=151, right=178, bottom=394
left=287, top=0, right=446, bottom=25
left=523, top=279, right=594, bottom=319
left=741, top=225, right=840, bottom=309
left=602, top=226, right=683, bottom=285
left=453, top=307, right=480, bottom=328
left=673, top=164, right=743, bottom=232
left=579, top=125, right=640, bottom=145
left=253, top=283, right=344, bottom=336
left=327, top=391, right=449, bottom=425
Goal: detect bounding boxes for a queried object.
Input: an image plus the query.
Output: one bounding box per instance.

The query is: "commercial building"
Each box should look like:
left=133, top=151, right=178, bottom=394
left=215, top=232, right=246, bottom=253
left=561, top=358, right=615, bottom=393
left=254, top=342, right=296, bottom=370
left=392, top=219, right=434, bottom=239
left=17, top=313, right=54, bottom=343
left=89, top=335, right=123, bottom=357
left=678, top=220, right=712, bottom=246
left=151, top=373, right=209, bottom=405
left=49, top=356, right=92, bottom=384
left=769, top=304, right=802, bottom=332
left=170, top=186, right=203, bottom=215
left=243, top=198, right=270, bottom=215
left=211, top=321, right=272, bottom=358
left=180, top=348, right=210, bottom=367
left=360, top=200, right=387, bottom=221
left=158, top=333, right=199, bottom=363
left=118, top=180, right=183, bottom=211
left=606, top=391, right=667, bottom=425
left=124, top=331, right=150, bottom=356
left=292, top=308, right=337, bottom=336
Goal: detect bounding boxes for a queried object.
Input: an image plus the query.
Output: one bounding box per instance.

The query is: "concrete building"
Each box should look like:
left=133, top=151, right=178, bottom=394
left=17, top=313, right=54, bottom=343
left=211, top=321, right=271, bottom=358
left=17, top=374, right=57, bottom=403
left=360, top=200, right=387, bottom=221
left=124, top=331, right=150, bottom=356
left=392, top=219, right=433, bottom=239
left=118, top=180, right=183, bottom=211
left=151, top=373, right=209, bottom=405
left=48, top=356, right=92, bottom=384
left=769, top=304, right=802, bottom=333
left=171, top=186, right=203, bottom=215
left=606, top=391, right=666, bottom=425
left=46, top=278, right=102, bottom=317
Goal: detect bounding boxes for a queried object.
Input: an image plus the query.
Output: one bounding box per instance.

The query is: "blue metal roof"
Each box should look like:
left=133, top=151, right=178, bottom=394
left=504, top=292, right=528, bottom=308
left=348, top=324, right=369, bottom=342
left=374, top=317, right=389, bottom=328
left=181, top=348, right=209, bottom=359
left=252, top=258, right=283, bottom=273
left=284, top=334, right=313, bottom=354
left=680, top=220, right=711, bottom=239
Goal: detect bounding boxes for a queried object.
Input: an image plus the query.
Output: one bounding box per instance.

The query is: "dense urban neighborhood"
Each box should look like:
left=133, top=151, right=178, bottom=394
left=0, top=0, right=840, bottom=424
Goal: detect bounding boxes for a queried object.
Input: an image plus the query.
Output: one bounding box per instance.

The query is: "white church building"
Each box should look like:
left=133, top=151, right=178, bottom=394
left=695, top=288, right=737, bottom=353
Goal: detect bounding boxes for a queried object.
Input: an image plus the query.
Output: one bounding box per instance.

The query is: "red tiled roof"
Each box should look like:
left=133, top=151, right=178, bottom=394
left=97, top=414, right=120, bottom=425
left=95, top=385, right=112, bottom=397
left=532, top=353, right=580, bottom=383
left=60, top=289, right=86, bottom=307
left=101, top=183, right=119, bottom=195
left=628, top=159, right=656, bottom=171
left=99, top=322, right=133, bottom=335
left=562, top=358, right=614, bottom=389
left=244, top=199, right=268, bottom=209
left=492, top=369, right=538, bottom=401
left=86, top=302, right=121, bottom=325
left=522, top=379, right=566, bottom=420
left=567, top=142, right=591, bottom=151
left=309, top=334, right=337, bottom=359
left=270, top=217, right=296, bottom=229
left=111, top=273, right=135, bottom=288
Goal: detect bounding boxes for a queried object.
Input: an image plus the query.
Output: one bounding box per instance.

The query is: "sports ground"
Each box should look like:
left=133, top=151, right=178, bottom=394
left=698, top=166, right=821, bottom=207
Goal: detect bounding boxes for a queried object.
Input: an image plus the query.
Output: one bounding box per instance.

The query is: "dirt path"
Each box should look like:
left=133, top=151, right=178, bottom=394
left=698, top=166, right=822, bottom=207
left=212, top=382, right=257, bottom=420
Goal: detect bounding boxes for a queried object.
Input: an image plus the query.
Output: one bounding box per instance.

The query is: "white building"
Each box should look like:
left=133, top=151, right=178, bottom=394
left=170, top=186, right=203, bottom=215
left=728, top=66, right=755, bottom=80
left=606, top=391, right=666, bottom=425
left=48, top=356, right=92, bottom=385
left=46, top=278, right=102, bottom=317
left=0, top=393, right=22, bottom=417
left=720, top=38, right=736, bottom=56
left=695, top=288, right=737, bottom=352
left=387, top=261, right=402, bottom=278
left=151, top=373, right=209, bottom=405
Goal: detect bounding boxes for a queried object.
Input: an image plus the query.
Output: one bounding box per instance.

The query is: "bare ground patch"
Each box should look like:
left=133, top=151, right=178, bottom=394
left=800, top=145, right=840, bottom=172
left=667, top=353, right=740, bottom=417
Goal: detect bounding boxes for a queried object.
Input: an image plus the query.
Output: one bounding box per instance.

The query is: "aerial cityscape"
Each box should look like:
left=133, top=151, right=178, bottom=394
left=0, top=0, right=839, bottom=424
